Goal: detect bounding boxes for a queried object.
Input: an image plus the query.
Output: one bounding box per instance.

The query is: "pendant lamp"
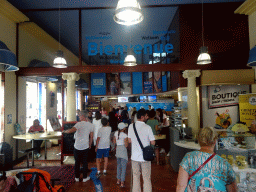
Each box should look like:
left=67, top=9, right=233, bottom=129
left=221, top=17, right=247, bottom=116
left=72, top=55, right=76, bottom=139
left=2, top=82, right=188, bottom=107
left=197, top=0, right=211, bottom=65
left=53, top=0, right=67, bottom=68
left=0, top=41, right=19, bottom=72
left=124, top=54, right=137, bottom=66
left=114, top=0, right=143, bottom=26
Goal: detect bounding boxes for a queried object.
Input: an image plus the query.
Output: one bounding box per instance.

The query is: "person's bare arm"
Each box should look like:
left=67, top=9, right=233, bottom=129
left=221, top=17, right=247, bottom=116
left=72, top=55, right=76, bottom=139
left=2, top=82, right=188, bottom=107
left=89, top=132, right=93, bottom=149
left=95, top=137, right=100, bottom=152
left=150, top=140, right=155, bottom=145
left=63, top=127, right=77, bottom=134
left=226, top=182, right=237, bottom=192
left=128, top=138, right=131, bottom=143
left=113, top=136, right=116, bottom=144
left=155, top=125, right=159, bottom=131
left=124, top=138, right=128, bottom=148
left=176, top=166, right=189, bottom=192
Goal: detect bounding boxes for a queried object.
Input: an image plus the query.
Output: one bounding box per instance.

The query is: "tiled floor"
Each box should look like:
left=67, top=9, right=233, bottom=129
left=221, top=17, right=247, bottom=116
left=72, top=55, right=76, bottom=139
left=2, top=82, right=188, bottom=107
left=14, top=146, right=178, bottom=191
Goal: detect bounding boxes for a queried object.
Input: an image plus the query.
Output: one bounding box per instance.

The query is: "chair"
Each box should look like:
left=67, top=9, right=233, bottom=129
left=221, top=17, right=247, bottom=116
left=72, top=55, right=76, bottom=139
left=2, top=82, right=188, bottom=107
left=19, top=147, right=38, bottom=168
left=16, top=169, right=65, bottom=192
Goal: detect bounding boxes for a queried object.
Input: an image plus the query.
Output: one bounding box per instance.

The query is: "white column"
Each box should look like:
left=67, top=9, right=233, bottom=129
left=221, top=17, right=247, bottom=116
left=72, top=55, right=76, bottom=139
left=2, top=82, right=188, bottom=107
left=62, top=73, right=80, bottom=121
left=182, top=70, right=201, bottom=138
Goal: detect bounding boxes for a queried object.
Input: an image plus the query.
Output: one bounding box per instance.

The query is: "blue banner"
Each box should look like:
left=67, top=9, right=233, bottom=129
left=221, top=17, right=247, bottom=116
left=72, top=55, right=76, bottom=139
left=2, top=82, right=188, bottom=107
left=162, top=74, right=167, bottom=92
left=91, top=73, right=106, bottom=95
left=132, top=72, right=143, bottom=94
left=126, top=102, right=174, bottom=112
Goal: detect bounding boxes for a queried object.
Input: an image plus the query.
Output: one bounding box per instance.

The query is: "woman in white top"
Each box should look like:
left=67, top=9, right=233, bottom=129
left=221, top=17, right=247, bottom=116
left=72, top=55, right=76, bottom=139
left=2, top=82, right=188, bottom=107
left=93, top=111, right=102, bottom=146
left=162, top=110, right=169, bottom=127
left=113, top=123, right=128, bottom=188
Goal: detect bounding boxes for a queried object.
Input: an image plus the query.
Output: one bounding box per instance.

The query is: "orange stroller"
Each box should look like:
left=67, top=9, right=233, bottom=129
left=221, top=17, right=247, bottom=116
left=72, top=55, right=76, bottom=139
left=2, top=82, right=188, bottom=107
left=16, top=169, right=65, bottom=192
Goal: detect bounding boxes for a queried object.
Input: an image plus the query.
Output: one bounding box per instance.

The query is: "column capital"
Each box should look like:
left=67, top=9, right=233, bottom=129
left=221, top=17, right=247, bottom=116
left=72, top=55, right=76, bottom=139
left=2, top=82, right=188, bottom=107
left=183, top=70, right=201, bottom=79
left=62, top=72, right=80, bottom=81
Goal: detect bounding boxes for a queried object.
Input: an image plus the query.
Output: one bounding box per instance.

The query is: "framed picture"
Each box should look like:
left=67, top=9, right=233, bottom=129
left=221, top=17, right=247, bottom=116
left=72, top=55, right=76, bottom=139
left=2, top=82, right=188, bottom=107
left=7, top=114, right=12, bottom=124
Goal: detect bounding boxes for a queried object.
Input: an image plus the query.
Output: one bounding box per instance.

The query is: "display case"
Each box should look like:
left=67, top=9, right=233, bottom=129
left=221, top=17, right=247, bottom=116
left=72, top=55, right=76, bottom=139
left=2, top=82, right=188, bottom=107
left=170, top=106, right=182, bottom=131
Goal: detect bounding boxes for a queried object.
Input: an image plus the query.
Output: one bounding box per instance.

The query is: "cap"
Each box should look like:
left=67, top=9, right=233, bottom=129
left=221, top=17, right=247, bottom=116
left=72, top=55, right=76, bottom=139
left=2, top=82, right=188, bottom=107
left=118, top=122, right=127, bottom=130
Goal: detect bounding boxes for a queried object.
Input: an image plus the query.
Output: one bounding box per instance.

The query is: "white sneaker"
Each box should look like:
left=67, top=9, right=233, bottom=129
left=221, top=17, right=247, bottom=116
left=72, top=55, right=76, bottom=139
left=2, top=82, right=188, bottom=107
left=83, top=177, right=90, bottom=182
left=75, top=178, right=79, bottom=182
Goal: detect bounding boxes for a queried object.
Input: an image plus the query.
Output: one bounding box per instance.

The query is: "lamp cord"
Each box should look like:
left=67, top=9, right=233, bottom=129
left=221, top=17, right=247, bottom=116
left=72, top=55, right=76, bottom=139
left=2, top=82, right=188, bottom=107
left=58, top=0, right=61, bottom=51
left=202, top=0, right=204, bottom=47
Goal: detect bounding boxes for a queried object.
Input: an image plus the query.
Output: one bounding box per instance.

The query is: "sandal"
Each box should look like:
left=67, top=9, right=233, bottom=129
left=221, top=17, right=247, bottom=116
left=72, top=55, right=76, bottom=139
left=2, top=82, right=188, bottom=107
left=116, top=180, right=121, bottom=185
left=120, top=182, right=125, bottom=188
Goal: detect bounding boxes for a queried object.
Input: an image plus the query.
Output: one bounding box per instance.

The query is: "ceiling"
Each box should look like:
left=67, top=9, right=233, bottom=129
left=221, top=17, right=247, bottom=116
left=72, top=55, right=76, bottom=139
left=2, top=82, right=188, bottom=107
left=7, top=0, right=245, bottom=66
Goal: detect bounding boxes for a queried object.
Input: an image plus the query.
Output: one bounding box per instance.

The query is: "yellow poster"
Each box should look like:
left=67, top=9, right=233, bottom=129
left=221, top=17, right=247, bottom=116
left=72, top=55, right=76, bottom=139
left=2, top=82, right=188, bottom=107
left=239, top=94, right=256, bottom=127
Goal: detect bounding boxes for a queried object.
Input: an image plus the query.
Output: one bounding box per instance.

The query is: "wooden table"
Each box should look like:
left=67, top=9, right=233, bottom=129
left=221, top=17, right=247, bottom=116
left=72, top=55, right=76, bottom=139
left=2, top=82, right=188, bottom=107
left=13, top=132, right=62, bottom=166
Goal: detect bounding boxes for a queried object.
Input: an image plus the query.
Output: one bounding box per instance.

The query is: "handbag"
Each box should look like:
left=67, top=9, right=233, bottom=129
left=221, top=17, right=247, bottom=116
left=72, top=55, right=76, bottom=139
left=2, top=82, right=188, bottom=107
left=133, top=123, right=155, bottom=161
left=187, top=153, right=216, bottom=192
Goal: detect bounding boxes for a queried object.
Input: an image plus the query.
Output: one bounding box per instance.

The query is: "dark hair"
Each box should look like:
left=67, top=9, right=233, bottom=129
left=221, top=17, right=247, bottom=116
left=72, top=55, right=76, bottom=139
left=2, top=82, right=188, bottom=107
left=137, top=109, right=146, bottom=119
left=132, top=111, right=137, bottom=117
left=156, top=108, right=163, bottom=123
left=95, top=111, right=102, bottom=120
left=0, top=171, right=7, bottom=181
left=149, top=109, right=156, bottom=118
left=101, top=117, right=108, bottom=126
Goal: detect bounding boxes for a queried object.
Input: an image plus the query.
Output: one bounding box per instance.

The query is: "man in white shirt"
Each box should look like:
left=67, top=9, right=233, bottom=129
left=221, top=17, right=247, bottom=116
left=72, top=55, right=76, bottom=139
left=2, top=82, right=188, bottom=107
left=128, top=109, right=155, bottom=192
left=63, top=111, right=94, bottom=183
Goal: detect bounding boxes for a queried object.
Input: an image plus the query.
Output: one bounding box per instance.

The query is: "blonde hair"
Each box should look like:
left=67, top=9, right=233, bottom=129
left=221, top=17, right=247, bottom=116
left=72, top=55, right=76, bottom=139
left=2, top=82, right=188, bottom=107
left=198, top=127, right=218, bottom=147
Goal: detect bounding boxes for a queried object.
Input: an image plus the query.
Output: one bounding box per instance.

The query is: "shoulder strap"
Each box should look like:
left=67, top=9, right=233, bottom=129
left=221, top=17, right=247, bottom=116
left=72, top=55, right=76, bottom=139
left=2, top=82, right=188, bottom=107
left=133, top=123, right=144, bottom=150
left=188, top=153, right=216, bottom=181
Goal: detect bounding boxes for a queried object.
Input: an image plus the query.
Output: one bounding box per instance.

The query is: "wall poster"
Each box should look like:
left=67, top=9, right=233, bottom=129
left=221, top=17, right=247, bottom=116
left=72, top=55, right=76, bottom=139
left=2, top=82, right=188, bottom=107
left=143, top=72, right=153, bottom=94
left=153, top=71, right=162, bottom=93
left=239, top=94, right=256, bottom=127
left=120, top=72, right=131, bottom=95
left=91, top=73, right=106, bottom=96
left=208, top=85, right=249, bottom=109
left=132, top=72, right=142, bottom=94
left=107, top=73, right=120, bottom=95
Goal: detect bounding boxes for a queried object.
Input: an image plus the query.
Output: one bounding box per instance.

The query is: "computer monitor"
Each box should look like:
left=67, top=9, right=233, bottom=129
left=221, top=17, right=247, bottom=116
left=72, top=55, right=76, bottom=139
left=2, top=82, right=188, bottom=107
left=118, top=97, right=128, bottom=102
left=148, top=95, right=157, bottom=102
left=140, top=96, right=147, bottom=102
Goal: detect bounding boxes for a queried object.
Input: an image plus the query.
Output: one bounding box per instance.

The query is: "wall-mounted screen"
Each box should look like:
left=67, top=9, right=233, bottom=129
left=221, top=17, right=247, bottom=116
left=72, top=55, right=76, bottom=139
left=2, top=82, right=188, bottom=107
left=140, top=96, right=147, bottom=102
left=118, top=96, right=128, bottom=103
left=148, top=95, right=157, bottom=102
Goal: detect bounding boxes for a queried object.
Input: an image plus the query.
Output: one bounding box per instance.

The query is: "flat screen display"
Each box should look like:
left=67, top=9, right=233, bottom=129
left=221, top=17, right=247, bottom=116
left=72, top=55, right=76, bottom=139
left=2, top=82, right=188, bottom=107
left=140, top=96, right=147, bottom=102
left=118, top=97, right=128, bottom=102
left=148, top=95, right=157, bottom=102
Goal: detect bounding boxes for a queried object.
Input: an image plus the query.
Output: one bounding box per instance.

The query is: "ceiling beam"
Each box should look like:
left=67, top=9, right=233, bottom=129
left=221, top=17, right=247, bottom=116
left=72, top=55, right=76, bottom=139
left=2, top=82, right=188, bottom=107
left=15, top=63, right=212, bottom=77
left=20, top=4, right=182, bottom=12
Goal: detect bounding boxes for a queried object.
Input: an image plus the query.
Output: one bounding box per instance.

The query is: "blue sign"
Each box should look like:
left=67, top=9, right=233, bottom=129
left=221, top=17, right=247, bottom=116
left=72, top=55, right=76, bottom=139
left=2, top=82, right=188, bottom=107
left=91, top=73, right=106, bottom=95
left=132, top=72, right=143, bottom=94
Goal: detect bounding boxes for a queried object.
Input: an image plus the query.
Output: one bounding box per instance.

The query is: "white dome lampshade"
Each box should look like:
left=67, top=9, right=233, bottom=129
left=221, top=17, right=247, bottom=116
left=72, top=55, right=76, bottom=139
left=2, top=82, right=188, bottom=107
left=53, top=50, right=67, bottom=68
left=124, top=54, right=137, bottom=66
left=197, top=46, right=211, bottom=65
left=114, top=0, right=143, bottom=26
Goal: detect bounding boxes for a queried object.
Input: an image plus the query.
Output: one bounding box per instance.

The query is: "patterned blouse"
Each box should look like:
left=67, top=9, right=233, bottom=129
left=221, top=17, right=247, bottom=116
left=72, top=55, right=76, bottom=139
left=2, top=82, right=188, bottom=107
left=180, top=151, right=236, bottom=192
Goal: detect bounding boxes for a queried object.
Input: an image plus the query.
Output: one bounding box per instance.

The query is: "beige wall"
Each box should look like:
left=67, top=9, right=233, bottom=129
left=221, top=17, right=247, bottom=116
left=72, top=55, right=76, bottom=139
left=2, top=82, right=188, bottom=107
left=19, top=22, right=80, bottom=67
left=4, top=72, right=17, bottom=159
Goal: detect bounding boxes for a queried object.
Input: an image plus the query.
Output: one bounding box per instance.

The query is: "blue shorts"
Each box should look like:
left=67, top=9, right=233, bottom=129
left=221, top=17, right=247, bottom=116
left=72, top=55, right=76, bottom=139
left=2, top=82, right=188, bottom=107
left=96, top=148, right=110, bottom=158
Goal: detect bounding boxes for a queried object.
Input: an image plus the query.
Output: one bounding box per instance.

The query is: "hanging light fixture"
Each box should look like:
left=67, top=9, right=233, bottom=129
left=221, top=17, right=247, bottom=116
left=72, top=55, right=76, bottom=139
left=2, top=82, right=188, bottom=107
left=114, top=0, right=143, bottom=26
left=0, top=41, right=19, bottom=72
left=124, top=30, right=137, bottom=66
left=53, top=0, right=67, bottom=68
left=197, top=0, right=211, bottom=65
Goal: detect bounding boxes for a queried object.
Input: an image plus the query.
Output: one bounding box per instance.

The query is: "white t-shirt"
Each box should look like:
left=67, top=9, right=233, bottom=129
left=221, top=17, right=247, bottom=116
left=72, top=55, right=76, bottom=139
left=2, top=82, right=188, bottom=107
left=93, top=119, right=102, bottom=145
left=128, top=121, right=155, bottom=162
left=114, top=131, right=128, bottom=146
left=97, top=126, right=112, bottom=149
left=74, top=121, right=94, bottom=150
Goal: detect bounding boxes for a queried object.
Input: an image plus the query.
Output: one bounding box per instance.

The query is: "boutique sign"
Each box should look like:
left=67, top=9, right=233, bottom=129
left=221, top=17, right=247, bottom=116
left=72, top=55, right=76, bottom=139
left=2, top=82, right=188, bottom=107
left=208, top=85, right=249, bottom=109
